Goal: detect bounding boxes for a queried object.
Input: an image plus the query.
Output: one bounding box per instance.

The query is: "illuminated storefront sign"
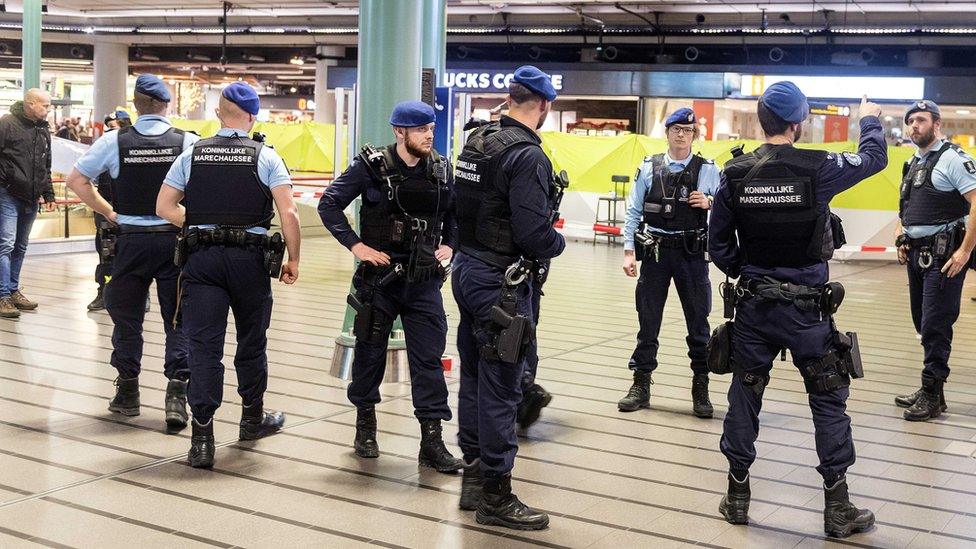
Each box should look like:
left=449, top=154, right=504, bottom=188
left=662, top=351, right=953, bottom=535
left=441, top=70, right=564, bottom=92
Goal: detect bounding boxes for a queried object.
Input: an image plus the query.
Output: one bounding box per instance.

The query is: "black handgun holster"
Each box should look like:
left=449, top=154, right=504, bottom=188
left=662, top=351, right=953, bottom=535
left=483, top=285, right=535, bottom=364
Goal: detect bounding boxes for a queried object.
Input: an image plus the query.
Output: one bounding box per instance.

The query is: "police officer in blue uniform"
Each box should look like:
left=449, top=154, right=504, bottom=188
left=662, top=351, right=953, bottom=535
left=317, top=101, right=462, bottom=473
left=87, top=110, right=132, bottom=312
left=619, top=107, right=720, bottom=418
left=893, top=100, right=976, bottom=421
left=709, top=83, right=886, bottom=537
left=66, top=76, right=195, bottom=431
left=157, top=83, right=302, bottom=468
left=453, top=66, right=565, bottom=530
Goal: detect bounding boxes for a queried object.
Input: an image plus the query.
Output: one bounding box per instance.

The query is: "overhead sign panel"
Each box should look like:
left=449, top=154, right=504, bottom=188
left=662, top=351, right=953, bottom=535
left=735, top=74, right=925, bottom=101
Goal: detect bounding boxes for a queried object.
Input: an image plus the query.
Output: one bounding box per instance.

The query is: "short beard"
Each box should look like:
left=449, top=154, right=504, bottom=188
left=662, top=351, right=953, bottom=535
left=405, top=139, right=431, bottom=158
left=912, top=128, right=936, bottom=149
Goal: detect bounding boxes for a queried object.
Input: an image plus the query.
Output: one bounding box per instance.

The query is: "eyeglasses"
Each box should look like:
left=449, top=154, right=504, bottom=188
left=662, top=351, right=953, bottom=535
left=668, top=126, right=696, bottom=136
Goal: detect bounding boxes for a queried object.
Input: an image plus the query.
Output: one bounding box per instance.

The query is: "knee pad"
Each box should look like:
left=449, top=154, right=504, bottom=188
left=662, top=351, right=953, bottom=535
left=737, top=372, right=769, bottom=396
left=799, top=354, right=850, bottom=394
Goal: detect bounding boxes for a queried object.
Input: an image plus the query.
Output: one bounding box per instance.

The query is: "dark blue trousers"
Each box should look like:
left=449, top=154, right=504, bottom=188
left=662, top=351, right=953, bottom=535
left=907, top=247, right=968, bottom=382
left=347, top=267, right=451, bottom=420
left=629, top=247, right=711, bottom=374
left=104, top=231, right=187, bottom=381
left=181, top=246, right=272, bottom=423
left=721, top=298, right=855, bottom=483
left=522, top=279, right=543, bottom=389
left=454, top=252, right=533, bottom=476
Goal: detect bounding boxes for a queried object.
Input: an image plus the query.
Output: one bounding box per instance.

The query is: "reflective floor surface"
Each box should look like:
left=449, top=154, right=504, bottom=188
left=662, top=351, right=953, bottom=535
left=0, top=237, right=975, bottom=548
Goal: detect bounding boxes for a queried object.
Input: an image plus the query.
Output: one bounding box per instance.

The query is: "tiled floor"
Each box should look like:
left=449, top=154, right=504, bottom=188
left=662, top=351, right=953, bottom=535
left=1, top=236, right=975, bottom=548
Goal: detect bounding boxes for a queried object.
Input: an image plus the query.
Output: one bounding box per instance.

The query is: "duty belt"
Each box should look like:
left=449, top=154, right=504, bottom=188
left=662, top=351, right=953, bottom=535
left=117, top=223, right=181, bottom=235
left=459, top=245, right=520, bottom=270
left=646, top=229, right=706, bottom=250
left=184, top=227, right=276, bottom=252
left=735, top=276, right=845, bottom=318
left=898, top=224, right=965, bottom=270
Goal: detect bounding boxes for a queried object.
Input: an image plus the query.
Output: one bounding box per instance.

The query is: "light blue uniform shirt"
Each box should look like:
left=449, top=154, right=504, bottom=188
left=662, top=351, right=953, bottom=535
left=903, top=139, right=976, bottom=238
left=623, top=151, right=721, bottom=250
left=163, top=127, right=291, bottom=235
left=73, top=114, right=199, bottom=226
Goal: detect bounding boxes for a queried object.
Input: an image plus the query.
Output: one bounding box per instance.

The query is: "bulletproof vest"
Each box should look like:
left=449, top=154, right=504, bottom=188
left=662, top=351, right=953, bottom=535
left=642, top=154, right=708, bottom=231
left=111, top=126, right=185, bottom=216
left=455, top=120, right=541, bottom=259
left=358, top=144, right=450, bottom=253
left=96, top=172, right=113, bottom=202
left=184, top=135, right=273, bottom=229
left=724, top=145, right=829, bottom=269
left=900, top=142, right=971, bottom=227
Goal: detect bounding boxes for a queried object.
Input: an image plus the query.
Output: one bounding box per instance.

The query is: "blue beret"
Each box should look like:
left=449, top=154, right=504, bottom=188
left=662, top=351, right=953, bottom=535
left=389, top=100, right=435, bottom=127
left=222, top=82, right=260, bottom=115
left=665, top=108, right=697, bottom=128
left=904, top=100, right=940, bottom=124
left=116, top=109, right=131, bottom=120
left=135, top=74, right=171, bottom=103
left=512, top=65, right=557, bottom=101
left=760, top=81, right=809, bottom=124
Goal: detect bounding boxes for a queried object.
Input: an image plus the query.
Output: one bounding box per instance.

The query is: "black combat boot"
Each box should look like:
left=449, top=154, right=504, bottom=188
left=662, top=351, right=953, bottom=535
left=896, top=381, right=947, bottom=411
left=165, top=379, right=188, bottom=432
left=894, top=387, right=923, bottom=408
left=239, top=402, right=285, bottom=440
left=459, top=458, right=484, bottom=510
left=476, top=475, right=549, bottom=530
left=617, top=371, right=652, bottom=412
left=87, top=288, right=104, bottom=311
left=691, top=373, right=714, bottom=418
left=354, top=406, right=379, bottom=458
left=903, top=378, right=946, bottom=422
left=823, top=477, right=875, bottom=538
left=719, top=471, right=750, bottom=525
left=418, top=419, right=462, bottom=473
left=517, top=383, right=553, bottom=429
left=108, top=376, right=140, bottom=416
left=188, top=418, right=215, bottom=468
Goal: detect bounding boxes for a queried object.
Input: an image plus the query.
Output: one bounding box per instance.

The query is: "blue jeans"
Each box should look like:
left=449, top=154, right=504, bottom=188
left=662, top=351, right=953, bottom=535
left=0, top=187, right=38, bottom=298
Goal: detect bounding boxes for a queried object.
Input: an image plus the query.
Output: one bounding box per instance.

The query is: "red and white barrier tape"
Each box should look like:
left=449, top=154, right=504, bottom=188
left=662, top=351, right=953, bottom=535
left=837, top=245, right=896, bottom=253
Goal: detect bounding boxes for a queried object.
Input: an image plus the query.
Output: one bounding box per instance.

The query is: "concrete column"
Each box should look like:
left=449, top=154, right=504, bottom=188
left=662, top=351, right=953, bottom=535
left=22, top=0, right=42, bottom=90
left=313, top=45, right=343, bottom=124
left=333, top=0, right=423, bottom=357
left=93, top=41, right=129, bottom=122
left=356, top=0, right=423, bottom=147
left=421, top=0, right=447, bottom=78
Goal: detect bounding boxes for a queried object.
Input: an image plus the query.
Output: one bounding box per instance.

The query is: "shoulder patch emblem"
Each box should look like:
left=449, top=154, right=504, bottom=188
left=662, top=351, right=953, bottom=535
left=964, top=160, right=976, bottom=174
left=842, top=152, right=862, bottom=167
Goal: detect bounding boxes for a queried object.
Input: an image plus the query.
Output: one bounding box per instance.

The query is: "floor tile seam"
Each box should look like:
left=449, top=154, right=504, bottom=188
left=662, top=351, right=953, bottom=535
left=0, top=365, right=351, bottom=417
left=109, top=477, right=392, bottom=548
left=318, top=415, right=976, bottom=523
left=0, top=395, right=368, bottom=509
left=535, top=383, right=976, bottom=439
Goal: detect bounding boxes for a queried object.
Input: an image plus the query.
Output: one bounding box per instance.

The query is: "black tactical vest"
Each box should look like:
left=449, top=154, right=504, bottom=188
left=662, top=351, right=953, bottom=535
left=184, top=135, right=273, bottom=229
left=455, top=120, right=541, bottom=261
left=358, top=144, right=450, bottom=254
left=111, top=126, right=185, bottom=216
left=642, top=153, right=708, bottom=231
left=900, top=142, right=971, bottom=227
left=96, top=172, right=113, bottom=202
left=724, top=145, right=829, bottom=269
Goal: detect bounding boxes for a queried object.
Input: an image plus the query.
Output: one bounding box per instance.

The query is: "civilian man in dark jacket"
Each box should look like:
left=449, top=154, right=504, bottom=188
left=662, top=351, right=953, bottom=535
left=0, top=89, right=55, bottom=318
